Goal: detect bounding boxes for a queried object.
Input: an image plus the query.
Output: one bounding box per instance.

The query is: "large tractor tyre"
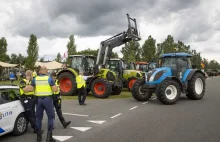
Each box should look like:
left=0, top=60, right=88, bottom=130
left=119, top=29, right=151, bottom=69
left=127, top=77, right=138, bottom=92
left=111, top=81, right=123, bottom=95
left=91, top=78, right=112, bottom=98
left=156, top=79, right=181, bottom=105
left=58, top=72, right=77, bottom=96
left=132, top=79, right=152, bottom=101
left=186, top=72, right=206, bottom=100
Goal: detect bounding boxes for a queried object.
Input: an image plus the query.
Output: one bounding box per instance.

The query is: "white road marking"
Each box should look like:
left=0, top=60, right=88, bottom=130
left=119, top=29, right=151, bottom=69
left=142, top=101, right=148, bottom=104
left=52, top=136, right=72, bottom=142
left=152, top=97, right=157, bottom=100
left=129, top=106, right=138, bottom=110
left=111, top=113, right=122, bottom=118
left=62, top=113, right=89, bottom=117
left=87, top=120, right=106, bottom=124
left=71, top=127, right=91, bottom=132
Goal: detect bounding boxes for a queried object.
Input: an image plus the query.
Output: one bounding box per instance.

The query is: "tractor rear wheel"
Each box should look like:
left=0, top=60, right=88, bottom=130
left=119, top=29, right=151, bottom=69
left=187, top=72, right=205, bottom=100
left=156, top=79, right=180, bottom=105
left=127, top=77, right=137, bottom=92
left=132, top=79, right=152, bottom=101
left=91, top=78, right=112, bottom=98
left=58, top=72, right=77, bottom=96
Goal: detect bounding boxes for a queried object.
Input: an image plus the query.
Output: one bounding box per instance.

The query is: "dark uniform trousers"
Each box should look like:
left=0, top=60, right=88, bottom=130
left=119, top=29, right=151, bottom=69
left=78, top=86, right=87, bottom=104
left=53, top=93, right=65, bottom=122
left=36, top=96, right=55, bottom=131
left=21, top=96, right=36, bottom=130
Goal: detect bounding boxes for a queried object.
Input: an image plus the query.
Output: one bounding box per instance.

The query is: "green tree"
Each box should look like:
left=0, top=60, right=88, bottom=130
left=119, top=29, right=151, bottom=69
left=159, top=35, right=177, bottom=54
left=76, top=48, right=98, bottom=56
left=121, top=40, right=141, bottom=62
left=176, top=41, right=191, bottom=53
left=25, top=34, right=39, bottom=70
left=111, top=52, right=119, bottom=58
left=67, top=35, right=77, bottom=55
left=0, top=37, right=8, bottom=62
left=191, top=50, right=202, bottom=69
left=141, top=35, right=156, bottom=62
left=40, top=57, right=44, bottom=62
left=208, top=60, right=220, bottom=71
left=55, top=52, right=62, bottom=62
left=10, top=53, right=18, bottom=64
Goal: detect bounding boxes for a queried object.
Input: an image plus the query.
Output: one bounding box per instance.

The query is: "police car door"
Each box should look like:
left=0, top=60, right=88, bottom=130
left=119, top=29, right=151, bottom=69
left=0, top=90, right=13, bottom=134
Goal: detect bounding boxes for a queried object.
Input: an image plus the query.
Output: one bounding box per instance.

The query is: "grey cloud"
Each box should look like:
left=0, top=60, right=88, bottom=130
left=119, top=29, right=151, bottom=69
left=7, top=0, right=202, bottom=38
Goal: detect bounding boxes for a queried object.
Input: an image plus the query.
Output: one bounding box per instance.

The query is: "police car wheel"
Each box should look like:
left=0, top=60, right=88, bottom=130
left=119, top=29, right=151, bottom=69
left=12, top=113, right=28, bottom=136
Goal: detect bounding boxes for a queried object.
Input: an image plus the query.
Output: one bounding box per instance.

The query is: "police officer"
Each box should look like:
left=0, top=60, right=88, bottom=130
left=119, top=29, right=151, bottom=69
left=76, top=72, right=87, bottom=105
left=31, top=66, right=57, bottom=142
left=51, top=72, right=71, bottom=128
left=19, top=70, right=43, bottom=134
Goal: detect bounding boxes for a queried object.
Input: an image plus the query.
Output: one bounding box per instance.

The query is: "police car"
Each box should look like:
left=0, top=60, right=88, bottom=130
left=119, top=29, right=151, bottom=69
left=0, top=85, right=28, bottom=136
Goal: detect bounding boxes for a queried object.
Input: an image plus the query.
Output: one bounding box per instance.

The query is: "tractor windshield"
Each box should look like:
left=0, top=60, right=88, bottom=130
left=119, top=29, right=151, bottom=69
left=160, top=57, right=177, bottom=69
left=106, top=60, right=118, bottom=72
left=125, top=62, right=135, bottom=70
left=70, top=56, right=84, bottom=73
left=137, top=64, right=148, bottom=72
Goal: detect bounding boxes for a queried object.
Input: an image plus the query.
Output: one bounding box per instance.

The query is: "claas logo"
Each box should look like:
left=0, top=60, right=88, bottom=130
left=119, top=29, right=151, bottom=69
left=0, top=111, right=12, bottom=120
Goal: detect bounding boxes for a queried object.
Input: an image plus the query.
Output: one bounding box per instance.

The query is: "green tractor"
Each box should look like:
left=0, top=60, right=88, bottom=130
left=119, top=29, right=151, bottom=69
left=57, top=14, right=141, bottom=98
left=106, top=58, right=143, bottom=91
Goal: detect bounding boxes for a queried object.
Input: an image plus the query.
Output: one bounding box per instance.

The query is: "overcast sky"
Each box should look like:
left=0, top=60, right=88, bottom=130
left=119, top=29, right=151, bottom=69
left=1, top=0, right=220, bottom=62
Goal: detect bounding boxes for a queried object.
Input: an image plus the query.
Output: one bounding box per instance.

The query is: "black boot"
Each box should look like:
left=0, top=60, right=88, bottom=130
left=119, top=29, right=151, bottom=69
left=61, top=120, right=71, bottom=129
left=34, top=129, right=44, bottom=134
left=46, top=131, right=56, bottom=142
left=37, top=131, right=42, bottom=142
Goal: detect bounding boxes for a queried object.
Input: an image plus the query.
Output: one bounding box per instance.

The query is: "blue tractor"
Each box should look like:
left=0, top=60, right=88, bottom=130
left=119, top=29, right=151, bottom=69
left=131, top=52, right=206, bottom=105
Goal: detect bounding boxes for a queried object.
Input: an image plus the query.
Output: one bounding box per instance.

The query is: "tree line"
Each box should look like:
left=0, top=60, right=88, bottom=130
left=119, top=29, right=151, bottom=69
left=0, top=34, right=219, bottom=71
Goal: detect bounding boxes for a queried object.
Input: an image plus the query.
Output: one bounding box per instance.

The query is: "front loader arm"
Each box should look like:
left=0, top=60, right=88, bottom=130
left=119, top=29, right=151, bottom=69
left=96, top=14, right=141, bottom=66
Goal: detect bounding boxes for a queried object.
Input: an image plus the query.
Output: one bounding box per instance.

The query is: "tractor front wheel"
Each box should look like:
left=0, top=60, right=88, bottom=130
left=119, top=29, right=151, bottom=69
left=111, top=81, right=123, bottom=95
left=58, top=72, right=77, bottom=96
left=91, top=78, right=112, bottom=98
left=187, top=72, right=205, bottom=100
left=132, top=79, right=152, bottom=101
left=127, top=77, right=137, bottom=92
left=156, top=79, right=180, bottom=105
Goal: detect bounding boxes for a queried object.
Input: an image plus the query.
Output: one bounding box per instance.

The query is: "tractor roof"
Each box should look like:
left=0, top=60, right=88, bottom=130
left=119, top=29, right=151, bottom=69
left=160, top=52, right=192, bottom=58
left=69, top=55, right=96, bottom=58
left=136, top=62, right=148, bottom=65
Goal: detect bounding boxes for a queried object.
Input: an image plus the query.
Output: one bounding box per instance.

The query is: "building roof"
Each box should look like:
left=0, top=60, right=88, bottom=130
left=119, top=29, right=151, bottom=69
left=35, top=61, right=63, bottom=70
left=0, top=61, right=18, bottom=68
left=160, top=52, right=192, bottom=57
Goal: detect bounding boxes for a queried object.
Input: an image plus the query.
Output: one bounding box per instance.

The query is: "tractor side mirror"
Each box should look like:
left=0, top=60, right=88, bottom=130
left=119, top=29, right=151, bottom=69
left=192, top=65, right=197, bottom=69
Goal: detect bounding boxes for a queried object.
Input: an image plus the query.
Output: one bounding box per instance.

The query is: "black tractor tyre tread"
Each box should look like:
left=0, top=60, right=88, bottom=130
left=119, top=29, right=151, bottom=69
left=12, top=113, right=28, bottom=136
left=58, top=72, right=77, bottom=96
left=91, top=78, right=112, bottom=98
left=127, top=77, right=138, bottom=92
left=187, top=72, right=206, bottom=100
left=156, top=79, right=181, bottom=105
left=111, top=81, right=123, bottom=95
left=131, top=79, right=152, bottom=101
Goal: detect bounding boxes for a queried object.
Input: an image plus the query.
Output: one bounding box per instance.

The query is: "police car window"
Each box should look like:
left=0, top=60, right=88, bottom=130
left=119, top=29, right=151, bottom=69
left=0, top=89, right=19, bottom=103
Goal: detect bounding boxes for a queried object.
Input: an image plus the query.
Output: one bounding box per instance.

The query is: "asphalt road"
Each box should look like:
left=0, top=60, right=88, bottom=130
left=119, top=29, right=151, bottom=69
left=1, top=77, right=220, bottom=142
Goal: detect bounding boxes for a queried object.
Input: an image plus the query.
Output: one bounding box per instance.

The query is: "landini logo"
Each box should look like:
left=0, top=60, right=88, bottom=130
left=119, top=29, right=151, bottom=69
left=0, top=111, right=12, bottom=120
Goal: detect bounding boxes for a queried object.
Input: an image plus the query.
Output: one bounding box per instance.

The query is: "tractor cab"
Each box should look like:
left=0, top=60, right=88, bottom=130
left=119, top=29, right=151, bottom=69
left=136, top=62, right=148, bottom=72
left=69, top=55, right=96, bottom=76
left=158, top=53, right=192, bottom=79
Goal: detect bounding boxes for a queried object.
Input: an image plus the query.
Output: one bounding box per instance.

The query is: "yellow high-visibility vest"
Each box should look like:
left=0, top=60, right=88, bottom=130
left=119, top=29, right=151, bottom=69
left=35, top=76, right=53, bottom=96
left=19, top=79, right=34, bottom=96
left=33, top=71, right=37, bottom=78
left=76, top=75, right=86, bottom=89
left=54, top=80, right=60, bottom=95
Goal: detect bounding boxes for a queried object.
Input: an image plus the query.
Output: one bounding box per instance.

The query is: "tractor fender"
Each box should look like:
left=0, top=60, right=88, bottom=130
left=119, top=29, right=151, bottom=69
left=166, top=76, right=184, bottom=91
left=57, top=68, right=78, bottom=78
left=185, top=69, right=205, bottom=81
